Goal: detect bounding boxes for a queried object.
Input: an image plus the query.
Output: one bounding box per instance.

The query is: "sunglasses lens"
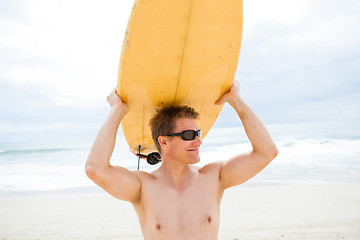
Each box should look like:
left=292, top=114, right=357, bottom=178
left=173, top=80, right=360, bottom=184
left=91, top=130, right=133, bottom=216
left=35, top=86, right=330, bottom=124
left=182, top=131, right=195, bottom=140
left=181, top=130, right=201, bottom=140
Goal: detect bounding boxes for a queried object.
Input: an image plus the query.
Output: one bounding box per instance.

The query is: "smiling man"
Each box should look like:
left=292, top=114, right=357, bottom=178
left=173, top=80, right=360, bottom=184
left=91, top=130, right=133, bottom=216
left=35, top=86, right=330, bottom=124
left=85, top=81, right=278, bottom=239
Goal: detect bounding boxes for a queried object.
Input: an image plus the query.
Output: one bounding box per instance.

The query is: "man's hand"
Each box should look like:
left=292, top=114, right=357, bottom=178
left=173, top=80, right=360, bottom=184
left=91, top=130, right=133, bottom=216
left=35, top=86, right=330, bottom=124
left=215, top=80, right=241, bottom=106
left=107, top=87, right=128, bottom=116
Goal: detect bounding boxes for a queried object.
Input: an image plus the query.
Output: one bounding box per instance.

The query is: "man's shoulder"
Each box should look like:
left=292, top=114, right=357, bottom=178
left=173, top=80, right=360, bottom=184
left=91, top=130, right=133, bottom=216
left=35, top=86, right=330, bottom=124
left=133, top=170, right=155, bottom=181
left=199, top=161, right=222, bottom=174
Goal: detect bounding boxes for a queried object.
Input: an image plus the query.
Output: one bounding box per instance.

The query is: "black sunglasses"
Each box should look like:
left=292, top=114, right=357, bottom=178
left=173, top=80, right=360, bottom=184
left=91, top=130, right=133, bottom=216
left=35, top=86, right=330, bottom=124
left=166, top=129, right=202, bottom=141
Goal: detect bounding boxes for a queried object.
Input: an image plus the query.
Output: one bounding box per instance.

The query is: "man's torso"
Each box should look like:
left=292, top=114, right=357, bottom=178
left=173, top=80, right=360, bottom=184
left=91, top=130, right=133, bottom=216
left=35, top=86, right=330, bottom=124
left=132, top=162, right=224, bottom=240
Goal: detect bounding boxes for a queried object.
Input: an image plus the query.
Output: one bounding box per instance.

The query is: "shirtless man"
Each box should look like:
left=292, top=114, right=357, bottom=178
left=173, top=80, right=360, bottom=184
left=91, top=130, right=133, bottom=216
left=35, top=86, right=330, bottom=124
left=85, top=81, right=278, bottom=239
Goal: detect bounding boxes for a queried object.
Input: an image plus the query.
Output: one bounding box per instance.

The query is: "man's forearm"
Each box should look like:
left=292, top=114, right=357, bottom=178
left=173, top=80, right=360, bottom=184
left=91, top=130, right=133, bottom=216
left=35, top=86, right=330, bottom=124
left=229, top=96, right=278, bottom=159
left=86, top=106, right=125, bottom=169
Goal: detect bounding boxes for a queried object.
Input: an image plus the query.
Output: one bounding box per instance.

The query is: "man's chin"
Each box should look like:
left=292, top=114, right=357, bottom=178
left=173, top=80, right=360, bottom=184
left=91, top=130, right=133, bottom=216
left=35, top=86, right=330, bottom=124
left=188, top=154, right=200, bottom=164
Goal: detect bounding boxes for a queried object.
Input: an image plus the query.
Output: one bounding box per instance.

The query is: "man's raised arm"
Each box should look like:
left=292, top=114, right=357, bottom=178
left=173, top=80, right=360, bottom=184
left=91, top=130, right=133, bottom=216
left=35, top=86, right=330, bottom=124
left=85, top=88, right=141, bottom=203
left=216, top=81, right=279, bottom=189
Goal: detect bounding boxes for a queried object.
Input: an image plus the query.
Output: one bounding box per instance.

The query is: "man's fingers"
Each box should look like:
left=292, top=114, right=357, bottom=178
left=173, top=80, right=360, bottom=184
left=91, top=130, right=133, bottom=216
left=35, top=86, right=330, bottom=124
left=215, top=97, right=226, bottom=105
left=109, top=87, right=117, bottom=96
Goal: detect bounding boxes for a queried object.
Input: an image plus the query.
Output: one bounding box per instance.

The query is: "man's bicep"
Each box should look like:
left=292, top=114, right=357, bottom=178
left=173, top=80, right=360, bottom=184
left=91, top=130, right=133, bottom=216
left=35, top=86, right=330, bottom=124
left=91, top=165, right=142, bottom=202
left=219, top=151, right=270, bottom=189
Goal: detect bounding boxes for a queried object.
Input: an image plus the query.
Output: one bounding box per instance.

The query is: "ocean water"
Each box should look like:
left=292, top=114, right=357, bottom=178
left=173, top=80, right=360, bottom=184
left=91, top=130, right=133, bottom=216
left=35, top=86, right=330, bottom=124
left=0, top=120, right=359, bottom=197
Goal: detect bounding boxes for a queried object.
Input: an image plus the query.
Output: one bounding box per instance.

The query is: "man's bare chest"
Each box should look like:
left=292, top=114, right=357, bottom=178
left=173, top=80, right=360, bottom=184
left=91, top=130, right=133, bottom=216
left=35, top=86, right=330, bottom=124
left=135, top=175, right=222, bottom=230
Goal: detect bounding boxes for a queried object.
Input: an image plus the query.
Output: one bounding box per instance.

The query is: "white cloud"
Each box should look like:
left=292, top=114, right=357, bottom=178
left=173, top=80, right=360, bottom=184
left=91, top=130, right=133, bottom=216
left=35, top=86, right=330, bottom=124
left=0, top=0, right=133, bottom=106
left=233, top=0, right=360, bottom=123
left=244, top=0, right=311, bottom=29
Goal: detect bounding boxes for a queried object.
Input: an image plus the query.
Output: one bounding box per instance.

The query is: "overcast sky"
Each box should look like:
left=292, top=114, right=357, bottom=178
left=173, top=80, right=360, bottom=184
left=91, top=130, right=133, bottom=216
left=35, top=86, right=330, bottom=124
left=1, top=0, right=359, bottom=143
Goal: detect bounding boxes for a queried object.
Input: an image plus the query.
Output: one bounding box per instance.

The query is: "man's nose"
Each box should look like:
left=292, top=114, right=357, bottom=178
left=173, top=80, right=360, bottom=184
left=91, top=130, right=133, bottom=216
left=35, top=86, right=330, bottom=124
left=194, top=136, right=202, bottom=146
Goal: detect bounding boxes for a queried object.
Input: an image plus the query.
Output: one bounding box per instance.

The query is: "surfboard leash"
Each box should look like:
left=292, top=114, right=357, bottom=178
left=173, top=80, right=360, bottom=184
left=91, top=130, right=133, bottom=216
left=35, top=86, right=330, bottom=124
left=137, top=145, right=142, bottom=170
left=130, top=146, right=162, bottom=169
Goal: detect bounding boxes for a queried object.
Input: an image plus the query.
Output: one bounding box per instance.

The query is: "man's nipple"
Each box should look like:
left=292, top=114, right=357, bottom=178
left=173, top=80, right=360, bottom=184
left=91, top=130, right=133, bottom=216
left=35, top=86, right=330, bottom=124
left=156, top=224, right=161, bottom=230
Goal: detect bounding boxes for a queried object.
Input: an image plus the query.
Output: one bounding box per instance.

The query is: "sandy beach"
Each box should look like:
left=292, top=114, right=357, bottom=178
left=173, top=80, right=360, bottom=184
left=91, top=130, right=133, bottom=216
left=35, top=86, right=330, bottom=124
left=1, top=184, right=359, bottom=240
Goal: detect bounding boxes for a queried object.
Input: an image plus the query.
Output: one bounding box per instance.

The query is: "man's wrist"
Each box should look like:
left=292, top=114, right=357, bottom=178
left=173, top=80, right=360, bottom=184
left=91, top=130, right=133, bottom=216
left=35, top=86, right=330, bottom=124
left=110, top=104, right=127, bottom=119
left=228, top=95, right=245, bottom=108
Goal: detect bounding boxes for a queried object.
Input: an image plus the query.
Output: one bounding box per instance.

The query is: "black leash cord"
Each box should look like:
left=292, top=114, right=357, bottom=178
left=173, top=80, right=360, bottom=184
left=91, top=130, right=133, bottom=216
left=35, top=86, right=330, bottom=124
left=137, top=145, right=141, bottom=171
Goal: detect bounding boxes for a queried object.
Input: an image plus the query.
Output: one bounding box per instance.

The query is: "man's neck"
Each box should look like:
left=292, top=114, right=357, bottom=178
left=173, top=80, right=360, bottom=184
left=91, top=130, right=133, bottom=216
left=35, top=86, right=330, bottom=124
left=156, top=159, right=197, bottom=191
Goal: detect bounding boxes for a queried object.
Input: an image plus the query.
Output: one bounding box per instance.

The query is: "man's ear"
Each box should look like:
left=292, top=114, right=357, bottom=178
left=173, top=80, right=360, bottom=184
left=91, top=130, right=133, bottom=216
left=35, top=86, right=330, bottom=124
left=158, top=136, right=167, bottom=147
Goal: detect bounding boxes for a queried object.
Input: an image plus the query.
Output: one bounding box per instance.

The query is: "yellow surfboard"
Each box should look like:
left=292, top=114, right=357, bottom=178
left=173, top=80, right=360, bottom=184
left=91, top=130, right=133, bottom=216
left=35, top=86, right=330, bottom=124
left=118, top=0, right=243, bottom=156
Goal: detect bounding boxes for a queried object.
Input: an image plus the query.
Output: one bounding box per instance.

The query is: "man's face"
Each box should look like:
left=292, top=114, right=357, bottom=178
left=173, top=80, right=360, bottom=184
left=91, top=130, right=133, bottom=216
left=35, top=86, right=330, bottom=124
left=166, top=118, right=202, bottom=164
